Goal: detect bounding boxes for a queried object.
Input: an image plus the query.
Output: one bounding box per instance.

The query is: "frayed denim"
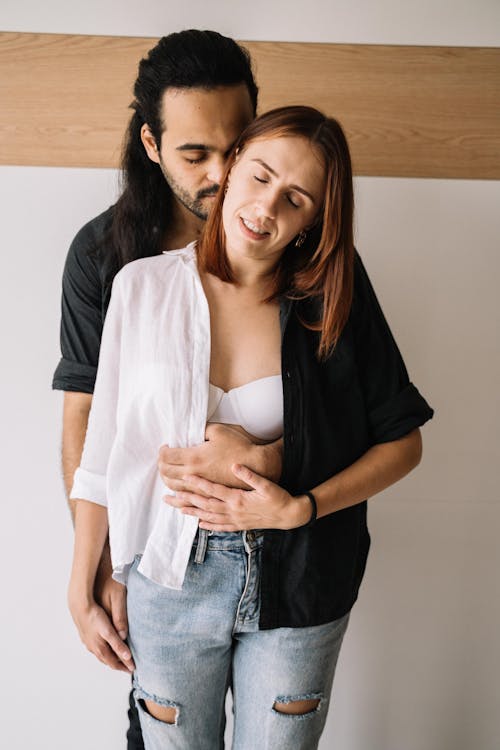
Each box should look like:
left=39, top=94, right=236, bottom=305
left=127, top=530, right=349, bottom=749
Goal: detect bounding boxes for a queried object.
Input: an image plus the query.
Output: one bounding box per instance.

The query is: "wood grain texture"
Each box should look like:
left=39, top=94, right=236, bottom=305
left=0, top=32, right=499, bottom=178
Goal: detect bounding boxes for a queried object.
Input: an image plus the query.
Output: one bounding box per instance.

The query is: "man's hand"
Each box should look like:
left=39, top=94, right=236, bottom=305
left=94, top=543, right=129, bottom=643
left=158, top=423, right=283, bottom=493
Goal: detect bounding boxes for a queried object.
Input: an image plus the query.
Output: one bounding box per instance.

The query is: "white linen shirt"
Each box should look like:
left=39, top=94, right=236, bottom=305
left=70, top=242, right=209, bottom=589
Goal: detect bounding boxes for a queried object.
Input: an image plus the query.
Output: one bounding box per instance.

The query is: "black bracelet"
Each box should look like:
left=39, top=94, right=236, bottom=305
left=303, top=491, right=317, bottom=528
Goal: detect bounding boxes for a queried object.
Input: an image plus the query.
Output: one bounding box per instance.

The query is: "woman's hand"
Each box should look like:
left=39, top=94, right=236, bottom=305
left=164, top=464, right=311, bottom=531
left=68, top=588, right=135, bottom=674
left=94, top=542, right=129, bottom=643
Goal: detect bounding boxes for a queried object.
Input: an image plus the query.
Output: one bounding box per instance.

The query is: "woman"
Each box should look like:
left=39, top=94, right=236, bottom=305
left=68, top=106, right=433, bottom=749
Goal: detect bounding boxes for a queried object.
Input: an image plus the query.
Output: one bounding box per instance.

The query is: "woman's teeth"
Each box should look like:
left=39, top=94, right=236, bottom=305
left=242, top=217, right=268, bottom=235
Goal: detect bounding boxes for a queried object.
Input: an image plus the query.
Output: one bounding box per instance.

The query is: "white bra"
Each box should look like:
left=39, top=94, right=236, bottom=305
left=207, top=375, right=284, bottom=441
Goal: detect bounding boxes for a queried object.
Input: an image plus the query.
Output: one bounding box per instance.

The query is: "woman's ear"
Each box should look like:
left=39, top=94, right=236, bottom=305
left=224, top=145, right=244, bottom=193
left=140, top=124, right=160, bottom=164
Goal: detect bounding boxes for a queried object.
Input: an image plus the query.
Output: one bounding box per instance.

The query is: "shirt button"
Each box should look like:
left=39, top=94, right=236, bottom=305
left=289, top=433, right=294, bottom=444
left=285, top=370, right=291, bottom=378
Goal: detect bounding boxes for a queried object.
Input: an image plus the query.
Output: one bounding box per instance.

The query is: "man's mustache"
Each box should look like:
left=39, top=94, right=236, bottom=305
left=196, top=185, right=220, bottom=199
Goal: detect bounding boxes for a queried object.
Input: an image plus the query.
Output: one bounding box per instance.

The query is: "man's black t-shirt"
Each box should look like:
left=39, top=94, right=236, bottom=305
left=53, top=206, right=161, bottom=394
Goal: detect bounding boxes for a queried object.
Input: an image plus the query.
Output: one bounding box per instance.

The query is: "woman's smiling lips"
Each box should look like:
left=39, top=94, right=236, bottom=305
left=239, top=216, right=271, bottom=241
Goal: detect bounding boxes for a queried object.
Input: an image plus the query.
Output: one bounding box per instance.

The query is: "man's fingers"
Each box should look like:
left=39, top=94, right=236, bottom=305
left=159, top=444, right=195, bottom=466
left=159, top=468, right=185, bottom=484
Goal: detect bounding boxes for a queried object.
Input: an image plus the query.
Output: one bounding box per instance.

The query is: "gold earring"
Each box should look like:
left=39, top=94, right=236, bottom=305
left=295, top=230, right=307, bottom=247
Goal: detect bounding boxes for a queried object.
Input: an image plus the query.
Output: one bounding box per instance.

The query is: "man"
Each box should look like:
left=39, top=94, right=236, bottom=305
left=53, top=30, right=281, bottom=749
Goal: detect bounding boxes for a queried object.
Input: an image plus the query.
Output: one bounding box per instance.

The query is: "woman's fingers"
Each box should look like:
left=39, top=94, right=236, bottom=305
left=76, top=605, right=135, bottom=672
left=182, top=475, right=236, bottom=502
left=165, top=492, right=228, bottom=514
left=165, top=471, right=290, bottom=530
left=183, top=467, right=272, bottom=500
left=231, top=464, right=272, bottom=494
left=93, top=640, right=132, bottom=673
left=96, top=614, right=135, bottom=671
left=163, top=477, right=213, bottom=495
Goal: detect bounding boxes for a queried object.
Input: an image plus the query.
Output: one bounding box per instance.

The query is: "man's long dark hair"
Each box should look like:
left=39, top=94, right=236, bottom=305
left=108, top=30, right=258, bottom=274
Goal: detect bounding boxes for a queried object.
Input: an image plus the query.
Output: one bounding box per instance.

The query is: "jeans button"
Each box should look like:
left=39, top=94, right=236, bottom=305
left=247, top=531, right=256, bottom=543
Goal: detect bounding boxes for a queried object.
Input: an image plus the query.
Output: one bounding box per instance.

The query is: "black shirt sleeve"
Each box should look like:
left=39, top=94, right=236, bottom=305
left=351, top=251, right=434, bottom=443
left=52, top=209, right=113, bottom=394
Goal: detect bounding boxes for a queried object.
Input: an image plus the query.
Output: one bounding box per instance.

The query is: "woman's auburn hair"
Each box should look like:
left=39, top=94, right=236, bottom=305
left=197, top=106, right=355, bottom=360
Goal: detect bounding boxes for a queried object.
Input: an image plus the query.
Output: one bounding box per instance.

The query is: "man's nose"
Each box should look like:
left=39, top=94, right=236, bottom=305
left=206, top=156, right=226, bottom=185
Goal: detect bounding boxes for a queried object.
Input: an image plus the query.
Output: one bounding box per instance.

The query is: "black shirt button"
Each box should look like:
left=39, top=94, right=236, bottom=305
left=285, top=370, right=291, bottom=378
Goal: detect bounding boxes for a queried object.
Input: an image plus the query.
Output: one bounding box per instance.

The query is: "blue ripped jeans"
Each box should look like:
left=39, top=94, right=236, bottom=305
left=127, top=530, right=349, bottom=750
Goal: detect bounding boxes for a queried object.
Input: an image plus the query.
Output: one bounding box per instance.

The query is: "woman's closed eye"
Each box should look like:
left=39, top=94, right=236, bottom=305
left=253, top=175, right=301, bottom=208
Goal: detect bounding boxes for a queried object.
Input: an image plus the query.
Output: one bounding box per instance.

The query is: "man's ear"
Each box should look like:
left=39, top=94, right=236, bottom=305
left=140, top=124, right=160, bottom=164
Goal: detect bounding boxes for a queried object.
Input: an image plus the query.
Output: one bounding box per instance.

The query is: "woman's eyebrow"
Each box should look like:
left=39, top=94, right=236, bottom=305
left=251, top=158, right=316, bottom=202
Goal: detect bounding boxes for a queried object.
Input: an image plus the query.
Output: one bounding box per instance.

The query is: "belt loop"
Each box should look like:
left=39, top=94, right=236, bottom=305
left=194, top=528, right=209, bottom=564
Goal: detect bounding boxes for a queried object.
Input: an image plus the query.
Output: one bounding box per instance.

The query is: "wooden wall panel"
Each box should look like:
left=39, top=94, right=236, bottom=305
left=0, top=32, right=499, bottom=178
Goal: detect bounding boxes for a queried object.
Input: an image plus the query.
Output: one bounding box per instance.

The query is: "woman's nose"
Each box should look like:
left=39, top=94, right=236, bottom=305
left=255, top=191, right=278, bottom=220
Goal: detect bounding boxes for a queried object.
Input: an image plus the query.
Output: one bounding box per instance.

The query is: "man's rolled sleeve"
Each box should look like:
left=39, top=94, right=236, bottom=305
left=52, top=213, right=109, bottom=394
left=352, top=252, right=434, bottom=444
left=52, top=359, right=97, bottom=394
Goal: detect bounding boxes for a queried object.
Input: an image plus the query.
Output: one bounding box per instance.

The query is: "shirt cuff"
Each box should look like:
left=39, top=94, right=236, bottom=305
left=70, top=467, right=107, bottom=507
left=368, top=382, right=434, bottom=444
left=52, top=357, right=97, bottom=393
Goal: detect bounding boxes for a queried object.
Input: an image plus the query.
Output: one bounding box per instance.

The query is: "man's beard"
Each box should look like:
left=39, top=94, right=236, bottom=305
left=159, top=159, right=219, bottom=220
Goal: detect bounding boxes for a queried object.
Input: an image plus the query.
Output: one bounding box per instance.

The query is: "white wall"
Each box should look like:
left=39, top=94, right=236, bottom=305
left=1, top=3, right=499, bottom=749
left=3, top=0, right=500, bottom=45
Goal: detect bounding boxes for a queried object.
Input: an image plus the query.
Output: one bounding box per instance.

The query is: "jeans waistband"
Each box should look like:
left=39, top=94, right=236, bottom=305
left=194, top=528, right=264, bottom=564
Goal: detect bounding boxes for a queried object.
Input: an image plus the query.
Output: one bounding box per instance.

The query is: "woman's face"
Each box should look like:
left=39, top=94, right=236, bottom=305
left=222, top=135, right=326, bottom=268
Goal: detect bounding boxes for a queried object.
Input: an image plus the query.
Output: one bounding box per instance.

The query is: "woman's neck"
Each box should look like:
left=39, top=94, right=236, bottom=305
left=225, top=249, right=279, bottom=293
